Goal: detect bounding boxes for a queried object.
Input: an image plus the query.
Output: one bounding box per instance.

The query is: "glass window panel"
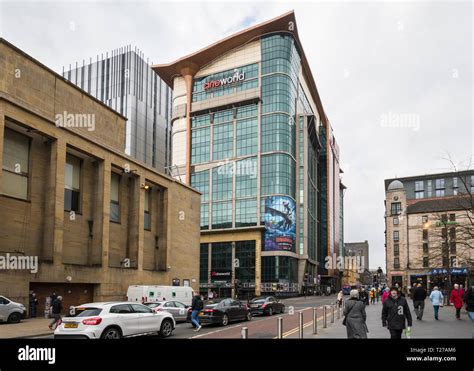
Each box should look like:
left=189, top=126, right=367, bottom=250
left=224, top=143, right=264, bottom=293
left=1, top=171, right=28, bottom=199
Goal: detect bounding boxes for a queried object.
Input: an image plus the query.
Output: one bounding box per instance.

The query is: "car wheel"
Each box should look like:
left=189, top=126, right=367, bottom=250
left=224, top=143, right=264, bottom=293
left=100, top=327, right=122, bottom=339
left=267, top=307, right=273, bottom=316
left=7, top=312, right=21, bottom=324
left=159, top=319, right=174, bottom=338
left=246, top=312, right=252, bottom=321
left=221, top=314, right=229, bottom=326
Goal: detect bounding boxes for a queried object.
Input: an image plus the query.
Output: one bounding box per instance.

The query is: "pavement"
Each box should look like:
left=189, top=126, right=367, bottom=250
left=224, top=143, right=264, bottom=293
left=293, top=299, right=474, bottom=339
left=0, top=317, right=54, bottom=338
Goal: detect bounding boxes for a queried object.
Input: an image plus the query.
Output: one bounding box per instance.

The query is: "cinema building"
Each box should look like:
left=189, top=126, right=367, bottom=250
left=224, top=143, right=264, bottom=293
left=0, top=38, right=200, bottom=315
left=153, top=11, right=344, bottom=297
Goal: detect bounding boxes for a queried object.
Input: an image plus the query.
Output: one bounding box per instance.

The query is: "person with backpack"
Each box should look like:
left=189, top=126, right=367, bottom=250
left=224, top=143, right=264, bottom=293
left=382, top=286, right=412, bottom=339
left=191, top=292, right=203, bottom=332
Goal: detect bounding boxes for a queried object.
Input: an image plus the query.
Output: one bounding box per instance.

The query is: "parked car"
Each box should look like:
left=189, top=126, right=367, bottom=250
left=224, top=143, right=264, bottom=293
left=248, top=296, right=285, bottom=316
left=54, top=302, right=175, bottom=339
left=0, top=295, right=26, bottom=323
left=144, top=300, right=189, bottom=322
left=187, top=298, right=251, bottom=326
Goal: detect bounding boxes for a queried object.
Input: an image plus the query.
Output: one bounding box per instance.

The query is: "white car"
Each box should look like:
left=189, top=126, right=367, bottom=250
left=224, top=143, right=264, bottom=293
left=54, top=302, right=175, bottom=339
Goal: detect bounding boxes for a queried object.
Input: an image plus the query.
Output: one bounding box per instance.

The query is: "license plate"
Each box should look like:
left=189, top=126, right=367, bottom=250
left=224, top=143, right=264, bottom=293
left=199, top=313, right=205, bottom=316
left=64, top=323, right=78, bottom=328
left=251, top=304, right=258, bottom=308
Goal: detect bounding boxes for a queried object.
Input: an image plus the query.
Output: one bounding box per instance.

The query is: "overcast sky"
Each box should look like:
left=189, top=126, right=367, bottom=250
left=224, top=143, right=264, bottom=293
left=1, top=0, right=472, bottom=270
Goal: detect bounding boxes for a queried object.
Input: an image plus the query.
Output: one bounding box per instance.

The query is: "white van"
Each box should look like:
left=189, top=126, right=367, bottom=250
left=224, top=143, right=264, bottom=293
left=126, top=285, right=194, bottom=306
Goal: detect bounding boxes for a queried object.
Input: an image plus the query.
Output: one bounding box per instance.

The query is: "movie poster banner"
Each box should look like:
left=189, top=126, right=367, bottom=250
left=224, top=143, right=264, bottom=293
left=263, top=196, right=296, bottom=251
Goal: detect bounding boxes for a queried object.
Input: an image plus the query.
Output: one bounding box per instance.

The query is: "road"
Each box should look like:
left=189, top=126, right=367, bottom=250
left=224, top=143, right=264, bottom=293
left=31, top=295, right=341, bottom=339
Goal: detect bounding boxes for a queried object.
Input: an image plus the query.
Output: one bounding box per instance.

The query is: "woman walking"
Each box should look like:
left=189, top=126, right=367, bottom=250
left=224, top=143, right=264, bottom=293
left=429, top=286, right=444, bottom=320
left=343, top=289, right=368, bottom=339
left=449, top=284, right=464, bottom=320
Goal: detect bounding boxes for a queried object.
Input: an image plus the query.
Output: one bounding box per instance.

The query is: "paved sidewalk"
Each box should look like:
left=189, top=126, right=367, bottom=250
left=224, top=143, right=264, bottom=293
left=302, top=300, right=473, bottom=338
left=0, top=318, right=54, bottom=338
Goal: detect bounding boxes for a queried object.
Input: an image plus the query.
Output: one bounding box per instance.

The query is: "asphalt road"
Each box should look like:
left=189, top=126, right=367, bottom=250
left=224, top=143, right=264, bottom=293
left=31, top=295, right=341, bottom=339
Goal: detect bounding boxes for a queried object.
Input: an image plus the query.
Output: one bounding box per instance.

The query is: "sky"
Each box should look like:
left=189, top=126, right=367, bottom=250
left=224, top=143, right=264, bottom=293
left=1, top=0, right=472, bottom=270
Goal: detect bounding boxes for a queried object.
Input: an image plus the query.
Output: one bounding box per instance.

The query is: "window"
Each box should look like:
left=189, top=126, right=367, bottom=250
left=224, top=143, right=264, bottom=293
left=453, top=177, right=458, bottom=195
left=394, top=244, right=399, bottom=256
left=200, top=203, right=209, bottom=230
left=471, top=175, right=474, bottom=193
left=393, top=230, right=399, bottom=242
left=235, top=240, right=256, bottom=282
left=235, top=198, right=257, bottom=227
left=236, top=117, right=257, bottom=156
left=130, top=304, right=153, bottom=313
left=415, top=181, right=424, bottom=199
left=212, top=122, right=233, bottom=161
left=261, top=113, right=295, bottom=156
left=191, top=127, right=210, bottom=164
left=450, top=241, right=456, bottom=254
left=110, top=304, right=132, bottom=314
left=144, top=188, right=151, bottom=230
left=423, top=243, right=429, bottom=253
left=441, top=227, right=447, bottom=239
left=450, top=256, right=457, bottom=267
left=64, top=154, right=81, bottom=212
left=393, top=217, right=399, bottom=225
left=261, top=154, right=296, bottom=197
left=1, top=128, right=30, bottom=200
left=449, top=213, right=456, bottom=222
left=212, top=201, right=232, bottom=229
left=394, top=258, right=400, bottom=269
left=110, top=172, right=120, bottom=222
left=427, top=180, right=432, bottom=197
left=449, top=227, right=456, bottom=240
left=435, top=178, right=445, bottom=197
left=200, top=243, right=209, bottom=283
left=423, top=257, right=429, bottom=268
left=235, top=158, right=257, bottom=198
left=191, top=170, right=210, bottom=202
left=390, top=202, right=401, bottom=215
left=422, top=229, right=428, bottom=241
left=212, top=166, right=232, bottom=201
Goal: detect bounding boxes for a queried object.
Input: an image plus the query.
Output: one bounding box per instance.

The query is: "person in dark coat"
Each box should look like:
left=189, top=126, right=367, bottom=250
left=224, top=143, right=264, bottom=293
left=463, top=285, right=474, bottom=338
left=382, top=287, right=412, bottom=339
left=359, top=287, right=369, bottom=306
left=48, top=296, right=63, bottom=330
left=343, top=289, right=368, bottom=339
left=190, top=293, right=203, bottom=332
left=29, top=292, right=39, bottom=318
left=412, top=283, right=427, bottom=320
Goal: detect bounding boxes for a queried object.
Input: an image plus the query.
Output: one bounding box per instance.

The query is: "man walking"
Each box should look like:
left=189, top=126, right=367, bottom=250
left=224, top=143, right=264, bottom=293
left=412, top=283, right=427, bottom=320
left=382, top=286, right=412, bottom=339
left=191, top=292, right=203, bottom=332
left=48, top=296, right=63, bottom=330
left=429, top=286, right=444, bottom=320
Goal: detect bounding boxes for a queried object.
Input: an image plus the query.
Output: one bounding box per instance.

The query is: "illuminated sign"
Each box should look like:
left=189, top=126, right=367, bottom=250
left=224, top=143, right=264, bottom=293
left=203, top=70, right=245, bottom=90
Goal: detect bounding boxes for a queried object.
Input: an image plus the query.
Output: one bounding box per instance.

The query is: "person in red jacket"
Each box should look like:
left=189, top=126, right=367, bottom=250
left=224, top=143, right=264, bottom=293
left=450, top=283, right=464, bottom=320
left=381, top=287, right=390, bottom=304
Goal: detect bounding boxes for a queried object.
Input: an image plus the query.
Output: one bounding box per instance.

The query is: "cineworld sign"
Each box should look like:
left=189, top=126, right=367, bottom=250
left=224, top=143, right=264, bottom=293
left=203, top=70, right=245, bottom=90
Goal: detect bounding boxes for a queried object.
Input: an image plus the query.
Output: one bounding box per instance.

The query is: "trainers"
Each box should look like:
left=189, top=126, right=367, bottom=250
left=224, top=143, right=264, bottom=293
left=195, top=325, right=202, bottom=332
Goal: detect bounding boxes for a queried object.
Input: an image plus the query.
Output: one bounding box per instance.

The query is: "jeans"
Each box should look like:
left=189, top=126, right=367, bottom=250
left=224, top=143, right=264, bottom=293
left=433, top=305, right=439, bottom=319
left=389, top=329, right=403, bottom=339
left=191, top=310, right=200, bottom=328
left=414, top=300, right=425, bottom=319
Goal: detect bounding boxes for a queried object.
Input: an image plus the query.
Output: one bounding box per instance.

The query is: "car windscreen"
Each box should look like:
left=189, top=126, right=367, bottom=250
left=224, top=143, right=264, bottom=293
left=67, top=307, right=102, bottom=317
left=204, top=304, right=218, bottom=309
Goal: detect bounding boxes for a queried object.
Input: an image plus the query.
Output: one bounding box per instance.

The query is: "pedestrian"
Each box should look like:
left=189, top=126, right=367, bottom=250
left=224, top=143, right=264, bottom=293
left=48, top=296, right=63, bottom=330
left=381, top=287, right=390, bottom=304
left=190, top=292, right=203, bottom=332
left=429, top=286, right=444, bottom=320
left=50, top=292, right=57, bottom=302
left=412, top=283, right=427, bottom=320
left=369, top=288, right=376, bottom=304
left=359, top=287, right=369, bottom=305
left=449, top=284, right=464, bottom=320
left=208, top=290, right=214, bottom=301
left=460, top=284, right=465, bottom=297
left=29, top=292, right=38, bottom=318
left=463, top=285, right=474, bottom=338
left=343, top=289, right=368, bottom=339
left=382, top=286, right=412, bottom=339
left=337, top=290, right=343, bottom=308
left=376, top=287, right=380, bottom=303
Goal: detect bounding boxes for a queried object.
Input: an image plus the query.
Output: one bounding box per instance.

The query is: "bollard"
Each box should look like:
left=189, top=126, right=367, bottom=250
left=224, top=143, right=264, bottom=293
left=277, top=316, right=283, bottom=339
left=313, top=307, right=318, bottom=334
left=241, top=327, right=248, bottom=339
left=331, top=304, right=335, bottom=323
left=337, top=304, right=341, bottom=319
left=323, top=306, right=327, bottom=328
left=299, top=311, right=304, bottom=339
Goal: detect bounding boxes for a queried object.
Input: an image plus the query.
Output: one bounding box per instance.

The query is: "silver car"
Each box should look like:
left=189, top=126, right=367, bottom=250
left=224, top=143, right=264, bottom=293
left=144, top=301, right=189, bottom=322
left=0, top=295, right=26, bottom=323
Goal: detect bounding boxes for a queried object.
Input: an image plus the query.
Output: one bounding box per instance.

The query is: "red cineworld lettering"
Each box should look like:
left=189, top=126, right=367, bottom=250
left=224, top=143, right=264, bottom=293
left=203, top=70, right=245, bottom=90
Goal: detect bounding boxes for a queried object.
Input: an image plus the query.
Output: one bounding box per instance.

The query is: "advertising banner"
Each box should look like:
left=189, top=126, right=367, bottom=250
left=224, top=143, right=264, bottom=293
left=263, top=196, right=296, bottom=251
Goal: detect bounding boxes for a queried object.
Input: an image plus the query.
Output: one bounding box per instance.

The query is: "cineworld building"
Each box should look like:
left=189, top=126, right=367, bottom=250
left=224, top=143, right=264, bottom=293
left=153, top=11, right=345, bottom=298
